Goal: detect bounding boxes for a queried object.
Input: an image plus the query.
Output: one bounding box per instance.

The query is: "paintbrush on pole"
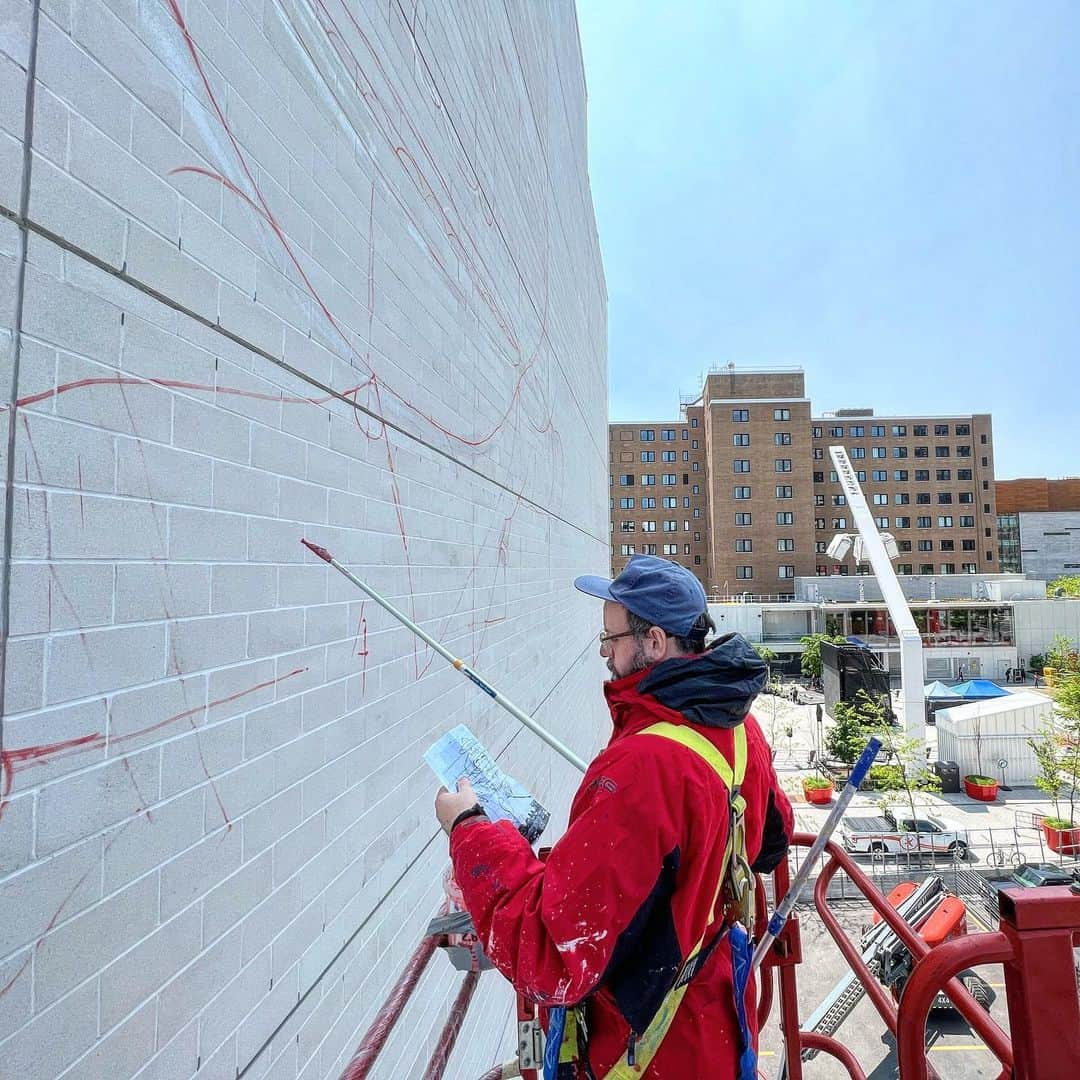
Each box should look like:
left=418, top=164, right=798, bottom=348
left=301, top=539, right=589, bottom=773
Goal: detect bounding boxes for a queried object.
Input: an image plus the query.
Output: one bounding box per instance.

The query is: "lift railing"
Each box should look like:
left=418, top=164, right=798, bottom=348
left=765, top=832, right=1080, bottom=1080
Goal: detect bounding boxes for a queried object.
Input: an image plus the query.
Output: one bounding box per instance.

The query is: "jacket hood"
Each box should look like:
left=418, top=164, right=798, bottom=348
left=634, top=632, right=767, bottom=729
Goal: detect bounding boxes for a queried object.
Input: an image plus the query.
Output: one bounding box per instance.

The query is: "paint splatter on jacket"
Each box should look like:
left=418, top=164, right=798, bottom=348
left=450, top=634, right=794, bottom=1077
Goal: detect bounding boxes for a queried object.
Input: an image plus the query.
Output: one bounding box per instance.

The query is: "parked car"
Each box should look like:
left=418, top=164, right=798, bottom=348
left=842, top=810, right=969, bottom=857
left=990, top=862, right=1079, bottom=893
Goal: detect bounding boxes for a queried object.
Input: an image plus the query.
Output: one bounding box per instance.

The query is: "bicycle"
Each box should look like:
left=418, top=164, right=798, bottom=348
left=988, top=845, right=1023, bottom=868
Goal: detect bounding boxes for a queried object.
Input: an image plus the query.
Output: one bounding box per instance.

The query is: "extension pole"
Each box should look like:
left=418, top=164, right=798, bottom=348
left=751, top=735, right=882, bottom=973
left=301, top=539, right=588, bottom=773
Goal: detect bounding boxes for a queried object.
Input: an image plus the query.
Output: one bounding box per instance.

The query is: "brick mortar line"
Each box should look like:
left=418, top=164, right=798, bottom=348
left=0, top=209, right=608, bottom=549
left=237, top=632, right=597, bottom=1078
left=1, top=0, right=43, bottom=745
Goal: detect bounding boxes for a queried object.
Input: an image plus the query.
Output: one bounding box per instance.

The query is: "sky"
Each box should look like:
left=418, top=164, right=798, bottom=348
left=576, top=2, right=1079, bottom=479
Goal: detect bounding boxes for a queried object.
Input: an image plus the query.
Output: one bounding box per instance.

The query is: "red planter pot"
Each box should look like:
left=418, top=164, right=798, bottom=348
left=803, top=784, right=833, bottom=805
left=1043, top=823, right=1080, bottom=855
left=963, top=777, right=998, bottom=802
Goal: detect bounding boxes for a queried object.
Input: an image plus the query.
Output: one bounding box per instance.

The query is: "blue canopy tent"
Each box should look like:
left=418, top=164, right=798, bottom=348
left=952, top=679, right=1009, bottom=700
left=924, top=680, right=961, bottom=699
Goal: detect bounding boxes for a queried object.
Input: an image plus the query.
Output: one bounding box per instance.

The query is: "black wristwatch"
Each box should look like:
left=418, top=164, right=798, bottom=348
left=451, top=804, right=488, bottom=832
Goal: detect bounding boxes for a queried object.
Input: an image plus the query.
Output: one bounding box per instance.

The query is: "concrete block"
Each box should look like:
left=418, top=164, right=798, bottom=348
left=204, top=658, right=279, bottom=722
left=157, top=923, right=243, bottom=1046
left=34, top=872, right=157, bottom=1008
left=211, top=563, right=276, bottom=614
left=46, top=622, right=167, bottom=704
left=63, top=997, right=157, bottom=1080
left=168, top=505, right=247, bottom=561
left=166, top=613, right=247, bottom=675
left=251, top=423, right=307, bottom=480
left=29, top=152, right=127, bottom=269
left=11, top=410, right=116, bottom=496
left=116, top=437, right=214, bottom=507
left=202, top=848, right=273, bottom=945
left=127, top=219, right=220, bottom=316
left=272, top=725, right=324, bottom=795
left=277, top=564, right=328, bottom=606
left=247, top=606, right=305, bottom=659
left=107, top=673, right=206, bottom=750
left=0, top=980, right=98, bottom=1079
left=278, top=475, right=327, bottom=524
left=241, top=874, right=301, bottom=969
left=271, top=812, right=324, bottom=887
left=114, top=562, right=211, bottom=622
left=0, top=791, right=33, bottom=874
left=8, top=561, right=113, bottom=635
left=126, top=1020, right=198, bottom=1080
left=219, top=282, right=283, bottom=358
left=20, top=262, right=122, bottom=363
left=198, top=947, right=272, bottom=1060
left=268, top=895, right=321, bottom=979
left=0, top=947, right=32, bottom=1042
left=212, top=459, right=278, bottom=516
left=179, top=199, right=257, bottom=295
left=120, top=312, right=216, bottom=387
left=248, top=516, right=308, bottom=564
left=21, top=493, right=168, bottom=562
left=242, top=785, right=301, bottom=861
left=203, top=754, right=274, bottom=832
left=2, top=635, right=43, bottom=714
left=36, top=744, right=160, bottom=855
left=0, top=835, right=102, bottom=957
left=242, top=695, right=302, bottom=761
left=159, top=822, right=242, bottom=922
left=159, top=715, right=244, bottom=802
left=102, top=786, right=205, bottom=893
left=236, top=964, right=300, bottom=1067
left=99, top=905, right=202, bottom=1030
left=173, top=394, right=251, bottom=465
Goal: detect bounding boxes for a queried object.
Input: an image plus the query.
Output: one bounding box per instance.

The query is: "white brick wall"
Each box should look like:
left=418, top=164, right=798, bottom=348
left=0, top=1, right=607, bottom=1077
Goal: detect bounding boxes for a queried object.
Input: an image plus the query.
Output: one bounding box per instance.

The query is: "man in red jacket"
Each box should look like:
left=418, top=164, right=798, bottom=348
left=436, top=556, right=793, bottom=1078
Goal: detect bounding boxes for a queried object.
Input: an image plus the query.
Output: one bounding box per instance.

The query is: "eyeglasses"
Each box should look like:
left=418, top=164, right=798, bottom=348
left=598, top=629, right=639, bottom=648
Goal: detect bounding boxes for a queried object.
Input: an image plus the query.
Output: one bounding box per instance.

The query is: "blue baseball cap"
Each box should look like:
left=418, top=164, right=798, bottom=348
left=574, top=555, right=708, bottom=637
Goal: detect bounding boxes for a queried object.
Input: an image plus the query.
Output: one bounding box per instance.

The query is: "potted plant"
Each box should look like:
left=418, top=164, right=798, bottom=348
left=963, top=710, right=999, bottom=801
left=1029, top=673, right=1080, bottom=853
left=802, top=775, right=833, bottom=805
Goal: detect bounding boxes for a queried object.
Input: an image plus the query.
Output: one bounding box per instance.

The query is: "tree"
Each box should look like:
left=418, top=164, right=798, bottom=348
left=824, top=690, right=880, bottom=767
left=799, top=633, right=847, bottom=679
left=1046, top=634, right=1080, bottom=675
left=753, top=643, right=777, bottom=682
left=1047, top=575, right=1080, bottom=599
left=1031, top=674, right=1080, bottom=828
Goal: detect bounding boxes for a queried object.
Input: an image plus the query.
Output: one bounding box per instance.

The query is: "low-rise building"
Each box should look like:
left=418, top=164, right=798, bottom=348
left=996, top=477, right=1080, bottom=579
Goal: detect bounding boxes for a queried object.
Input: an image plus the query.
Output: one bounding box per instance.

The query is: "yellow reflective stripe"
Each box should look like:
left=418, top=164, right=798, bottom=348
left=604, top=721, right=751, bottom=1078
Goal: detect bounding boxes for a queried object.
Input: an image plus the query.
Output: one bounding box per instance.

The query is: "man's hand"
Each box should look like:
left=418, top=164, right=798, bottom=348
left=435, top=777, right=480, bottom=836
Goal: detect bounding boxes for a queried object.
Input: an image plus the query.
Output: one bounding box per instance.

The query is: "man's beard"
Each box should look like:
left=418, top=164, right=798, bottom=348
left=607, top=641, right=651, bottom=680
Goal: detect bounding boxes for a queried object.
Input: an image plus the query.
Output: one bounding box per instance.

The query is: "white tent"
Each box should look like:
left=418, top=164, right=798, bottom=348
left=935, top=692, right=1055, bottom=785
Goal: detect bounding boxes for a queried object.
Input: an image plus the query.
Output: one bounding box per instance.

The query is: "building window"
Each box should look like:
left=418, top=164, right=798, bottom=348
left=915, top=470, right=929, bottom=482
left=734, top=486, right=752, bottom=500
left=643, top=544, right=657, bottom=555
left=940, top=539, right=954, bottom=551
left=692, top=439, right=699, bottom=449
left=692, top=484, right=700, bottom=494
left=849, top=425, right=865, bottom=437
left=894, top=470, right=908, bottom=481
left=912, top=425, right=927, bottom=437
left=778, top=565, right=795, bottom=578
left=962, top=539, right=975, bottom=551
left=692, top=461, right=700, bottom=472
left=873, top=493, right=888, bottom=505
left=915, top=446, right=928, bottom=458
left=775, top=459, right=793, bottom=472
left=734, top=460, right=751, bottom=473
left=897, top=564, right=913, bottom=575
left=813, top=448, right=824, bottom=460
left=816, top=565, right=829, bottom=576
left=662, top=544, right=678, bottom=555
left=960, top=515, right=975, bottom=527
left=640, top=429, right=655, bottom=441
left=871, top=425, right=885, bottom=437
left=682, top=429, right=689, bottom=440
left=641, top=451, right=655, bottom=462
left=920, top=564, right=934, bottom=575
left=735, top=539, right=753, bottom=552
left=663, top=520, right=678, bottom=531
left=777, top=539, right=795, bottom=552
left=832, top=517, right=848, bottom=529
left=893, top=446, right=908, bottom=458
left=661, top=428, right=676, bottom=441
left=776, top=485, right=793, bottom=499
left=938, top=516, right=954, bottom=528
left=774, top=408, right=791, bottom=421
left=829, top=425, right=844, bottom=438
left=869, top=470, right=885, bottom=482
left=935, top=424, right=949, bottom=436
left=938, top=493, right=953, bottom=504
left=936, top=469, right=951, bottom=481
left=735, top=512, right=752, bottom=525
left=894, top=493, right=910, bottom=505
left=733, top=433, right=750, bottom=446
left=892, top=424, right=907, bottom=436
left=916, top=493, right=931, bottom=504
left=815, top=517, right=826, bottom=529
left=962, top=563, right=977, bottom=573
left=958, top=468, right=972, bottom=481
left=898, top=540, right=912, bottom=552
left=619, top=474, right=634, bottom=486
left=856, top=470, right=867, bottom=482
left=662, top=450, right=676, bottom=462
left=956, top=445, right=972, bottom=457
left=642, top=474, right=655, bottom=486
left=935, top=446, right=950, bottom=458
left=736, top=566, right=753, bottom=580
left=691, top=417, right=699, bottom=427
left=895, top=516, right=910, bottom=529
left=642, top=521, right=656, bottom=532
left=851, top=447, right=866, bottom=459
left=662, top=496, right=677, bottom=508
left=620, top=521, right=636, bottom=533
left=813, top=425, right=823, bottom=438
left=777, top=512, right=794, bottom=525
left=875, top=516, right=889, bottom=528
left=815, top=494, right=825, bottom=506
left=774, top=432, right=792, bottom=446
left=940, top=563, right=956, bottom=574
left=619, top=497, right=635, bottom=509
left=693, top=507, right=701, bottom=518
left=620, top=545, right=635, bottom=556
left=732, top=409, right=749, bottom=422
left=832, top=494, right=847, bottom=506
left=813, top=471, right=824, bottom=483
left=694, top=555, right=702, bottom=565
left=642, top=497, right=656, bottom=509
left=683, top=496, right=690, bottom=508
left=662, top=473, right=676, bottom=485
left=816, top=541, right=827, bottom=553
left=872, top=447, right=886, bottom=458
left=917, top=516, right=932, bottom=528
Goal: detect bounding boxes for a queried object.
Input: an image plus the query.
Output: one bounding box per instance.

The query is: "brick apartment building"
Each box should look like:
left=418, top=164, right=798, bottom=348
left=610, top=368, right=999, bottom=596
left=996, top=477, right=1080, bottom=577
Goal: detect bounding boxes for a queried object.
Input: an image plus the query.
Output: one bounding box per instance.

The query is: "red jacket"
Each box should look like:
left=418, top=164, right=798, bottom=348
left=451, top=635, right=794, bottom=1077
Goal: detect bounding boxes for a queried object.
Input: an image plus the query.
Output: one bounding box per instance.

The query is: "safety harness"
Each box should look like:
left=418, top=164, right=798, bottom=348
left=544, top=720, right=758, bottom=1080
